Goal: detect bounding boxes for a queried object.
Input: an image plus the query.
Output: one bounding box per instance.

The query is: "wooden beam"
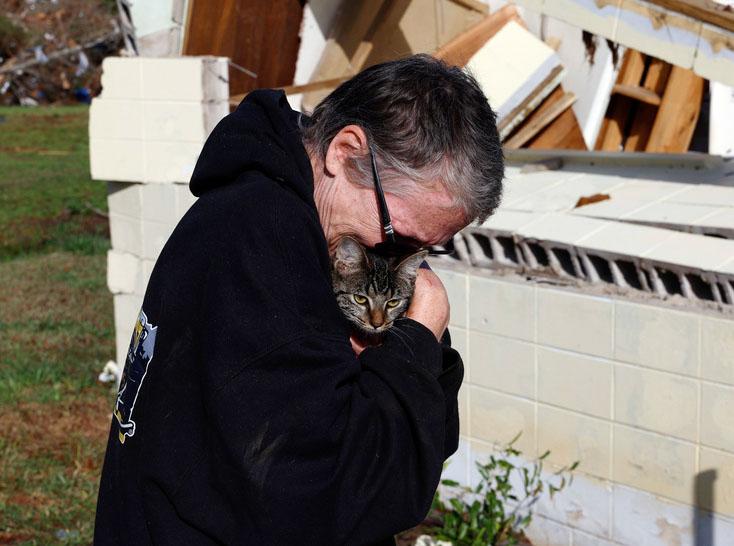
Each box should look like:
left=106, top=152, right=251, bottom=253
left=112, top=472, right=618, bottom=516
left=645, top=65, right=704, bottom=152
left=504, top=92, right=577, bottom=149
left=595, top=49, right=646, bottom=151
left=646, top=0, right=734, bottom=33
left=624, top=58, right=671, bottom=151
left=612, top=83, right=662, bottom=106
left=434, top=4, right=523, bottom=67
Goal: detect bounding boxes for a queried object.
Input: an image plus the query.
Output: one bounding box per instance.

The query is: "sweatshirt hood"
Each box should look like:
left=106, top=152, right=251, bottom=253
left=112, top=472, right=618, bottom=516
left=189, top=89, right=314, bottom=205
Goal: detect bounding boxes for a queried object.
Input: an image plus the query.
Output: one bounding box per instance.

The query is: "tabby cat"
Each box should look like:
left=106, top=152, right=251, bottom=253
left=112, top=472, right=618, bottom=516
left=331, top=236, right=427, bottom=339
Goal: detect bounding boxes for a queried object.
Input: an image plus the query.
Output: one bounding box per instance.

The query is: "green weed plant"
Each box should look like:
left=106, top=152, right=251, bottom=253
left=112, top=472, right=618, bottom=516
left=429, top=434, right=579, bottom=546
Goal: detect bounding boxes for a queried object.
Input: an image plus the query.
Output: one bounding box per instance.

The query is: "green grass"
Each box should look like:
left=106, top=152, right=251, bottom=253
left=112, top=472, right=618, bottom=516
left=0, top=106, right=115, bottom=545
left=0, top=106, right=109, bottom=260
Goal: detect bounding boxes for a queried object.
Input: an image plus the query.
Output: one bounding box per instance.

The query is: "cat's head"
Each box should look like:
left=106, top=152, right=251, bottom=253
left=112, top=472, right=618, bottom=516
left=332, top=236, right=428, bottom=335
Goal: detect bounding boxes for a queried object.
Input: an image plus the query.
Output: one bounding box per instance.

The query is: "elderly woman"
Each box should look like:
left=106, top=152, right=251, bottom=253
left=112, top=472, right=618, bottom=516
left=95, top=54, right=503, bottom=545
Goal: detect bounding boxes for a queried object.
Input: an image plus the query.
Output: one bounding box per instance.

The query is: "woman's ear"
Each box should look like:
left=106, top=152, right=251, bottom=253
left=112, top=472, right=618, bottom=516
left=324, top=125, right=368, bottom=178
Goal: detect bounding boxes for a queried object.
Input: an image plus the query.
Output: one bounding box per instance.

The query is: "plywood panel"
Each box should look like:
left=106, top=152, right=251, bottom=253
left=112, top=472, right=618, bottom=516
left=184, top=0, right=304, bottom=96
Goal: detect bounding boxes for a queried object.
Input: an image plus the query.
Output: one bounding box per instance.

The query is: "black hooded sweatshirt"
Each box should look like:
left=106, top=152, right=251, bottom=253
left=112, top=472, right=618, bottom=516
left=94, top=90, right=464, bottom=546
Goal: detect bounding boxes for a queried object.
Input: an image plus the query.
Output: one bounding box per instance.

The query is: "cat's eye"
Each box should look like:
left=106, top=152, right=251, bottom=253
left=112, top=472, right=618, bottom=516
left=353, top=294, right=368, bottom=305
left=386, top=299, right=401, bottom=308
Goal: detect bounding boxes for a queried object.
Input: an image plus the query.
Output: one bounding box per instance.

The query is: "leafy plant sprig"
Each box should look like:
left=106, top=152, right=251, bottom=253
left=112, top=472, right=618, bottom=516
left=428, top=433, right=579, bottom=546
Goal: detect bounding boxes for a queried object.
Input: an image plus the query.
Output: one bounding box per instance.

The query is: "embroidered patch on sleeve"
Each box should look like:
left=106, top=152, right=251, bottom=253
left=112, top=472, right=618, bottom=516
left=114, top=309, right=158, bottom=444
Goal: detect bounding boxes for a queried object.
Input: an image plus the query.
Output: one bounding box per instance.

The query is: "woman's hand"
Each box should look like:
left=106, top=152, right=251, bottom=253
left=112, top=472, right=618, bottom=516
left=350, top=335, right=368, bottom=356
left=405, top=267, right=450, bottom=341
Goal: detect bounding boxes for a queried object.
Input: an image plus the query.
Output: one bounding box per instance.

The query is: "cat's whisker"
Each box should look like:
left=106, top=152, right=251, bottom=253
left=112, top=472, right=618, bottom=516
left=386, top=327, right=415, bottom=358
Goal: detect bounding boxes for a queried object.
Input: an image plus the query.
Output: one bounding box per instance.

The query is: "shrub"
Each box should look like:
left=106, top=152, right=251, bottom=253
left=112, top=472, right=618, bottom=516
left=428, top=434, right=578, bottom=546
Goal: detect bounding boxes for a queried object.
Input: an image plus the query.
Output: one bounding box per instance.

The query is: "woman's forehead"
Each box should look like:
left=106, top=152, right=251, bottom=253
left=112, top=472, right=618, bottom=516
left=389, top=191, right=466, bottom=245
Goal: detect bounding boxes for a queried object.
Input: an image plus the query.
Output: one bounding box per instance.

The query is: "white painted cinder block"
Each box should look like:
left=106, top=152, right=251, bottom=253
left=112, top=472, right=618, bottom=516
left=613, top=424, right=696, bottom=504
left=469, top=387, right=536, bottom=454
left=99, top=56, right=144, bottom=100
left=90, top=139, right=145, bottom=183
left=572, top=530, right=618, bottom=546
left=699, top=447, right=734, bottom=518
left=432, top=266, right=467, bottom=328
left=468, top=275, right=536, bottom=341
left=614, top=365, right=698, bottom=442
left=535, top=472, right=612, bottom=539
left=140, top=183, right=179, bottom=225
left=204, top=101, right=230, bottom=135
left=107, top=250, right=143, bottom=295
left=537, top=288, right=613, bottom=358
left=537, top=348, right=612, bottom=419
left=109, top=213, right=144, bottom=257
left=141, top=220, right=176, bottom=261
left=700, top=382, right=734, bottom=454
left=537, top=405, right=612, bottom=480
left=470, top=332, right=535, bottom=399
left=141, top=57, right=228, bottom=102
left=89, top=99, right=145, bottom=141
left=143, top=101, right=209, bottom=143
left=107, top=182, right=142, bottom=219
left=142, top=259, right=157, bottom=292
left=611, top=485, right=693, bottom=546
left=176, top=184, right=198, bottom=219
left=524, top=515, right=573, bottom=546
left=701, top=315, right=734, bottom=386
left=144, top=140, right=203, bottom=184
left=441, top=437, right=470, bottom=486
left=448, top=327, right=468, bottom=362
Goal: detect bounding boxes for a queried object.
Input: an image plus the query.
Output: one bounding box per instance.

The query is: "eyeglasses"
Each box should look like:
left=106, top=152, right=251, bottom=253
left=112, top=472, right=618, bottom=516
left=368, top=144, right=453, bottom=258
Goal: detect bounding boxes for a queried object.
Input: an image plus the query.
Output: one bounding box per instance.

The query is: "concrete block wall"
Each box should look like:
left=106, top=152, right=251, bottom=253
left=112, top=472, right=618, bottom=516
left=91, top=56, right=229, bottom=367
left=433, top=260, right=734, bottom=546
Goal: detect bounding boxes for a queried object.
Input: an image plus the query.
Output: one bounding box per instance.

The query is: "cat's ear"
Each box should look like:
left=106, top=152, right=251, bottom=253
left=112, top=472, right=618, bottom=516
left=395, top=250, right=429, bottom=280
left=334, top=236, right=367, bottom=274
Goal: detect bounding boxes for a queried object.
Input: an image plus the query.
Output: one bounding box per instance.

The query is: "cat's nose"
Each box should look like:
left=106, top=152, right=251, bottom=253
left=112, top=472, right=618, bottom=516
left=370, top=311, right=384, bottom=329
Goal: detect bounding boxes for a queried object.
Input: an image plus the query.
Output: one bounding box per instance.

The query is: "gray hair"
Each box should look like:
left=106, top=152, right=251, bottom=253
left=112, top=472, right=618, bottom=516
left=301, top=54, right=504, bottom=223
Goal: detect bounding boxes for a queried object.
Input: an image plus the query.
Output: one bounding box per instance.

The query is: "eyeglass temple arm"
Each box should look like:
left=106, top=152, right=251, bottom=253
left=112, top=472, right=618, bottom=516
left=369, top=146, right=396, bottom=244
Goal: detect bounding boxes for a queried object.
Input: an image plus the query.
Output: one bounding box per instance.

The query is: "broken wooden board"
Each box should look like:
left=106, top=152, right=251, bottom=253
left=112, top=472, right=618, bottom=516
left=645, top=64, right=704, bottom=152
left=466, top=20, right=565, bottom=139
left=514, top=86, right=587, bottom=150
left=504, top=91, right=577, bottom=149
left=434, top=4, right=524, bottom=67
left=301, top=0, right=484, bottom=111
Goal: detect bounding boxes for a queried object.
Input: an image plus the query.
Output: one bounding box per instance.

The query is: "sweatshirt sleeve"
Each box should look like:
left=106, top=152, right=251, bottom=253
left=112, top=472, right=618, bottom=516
left=191, top=189, right=464, bottom=545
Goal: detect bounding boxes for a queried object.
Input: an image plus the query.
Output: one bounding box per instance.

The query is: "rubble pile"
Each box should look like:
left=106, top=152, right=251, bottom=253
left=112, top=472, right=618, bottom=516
left=0, top=0, right=123, bottom=105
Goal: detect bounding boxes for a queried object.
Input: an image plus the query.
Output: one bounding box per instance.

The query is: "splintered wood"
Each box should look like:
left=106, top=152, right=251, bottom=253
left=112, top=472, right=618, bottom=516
left=595, top=49, right=704, bottom=153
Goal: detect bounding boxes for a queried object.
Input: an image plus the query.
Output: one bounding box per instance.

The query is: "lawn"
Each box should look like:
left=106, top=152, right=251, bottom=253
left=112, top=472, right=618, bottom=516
left=0, top=106, right=115, bottom=545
